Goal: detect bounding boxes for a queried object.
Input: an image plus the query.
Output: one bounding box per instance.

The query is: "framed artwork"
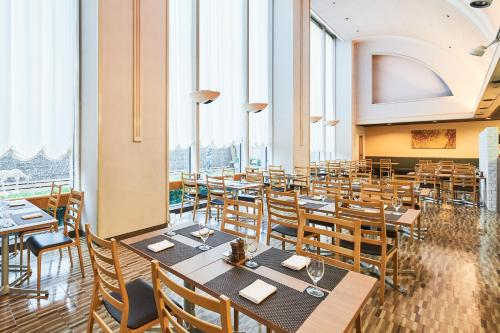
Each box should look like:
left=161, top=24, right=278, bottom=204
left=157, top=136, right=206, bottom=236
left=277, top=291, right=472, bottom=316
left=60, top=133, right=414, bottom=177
left=411, top=129, right=456, bottom=149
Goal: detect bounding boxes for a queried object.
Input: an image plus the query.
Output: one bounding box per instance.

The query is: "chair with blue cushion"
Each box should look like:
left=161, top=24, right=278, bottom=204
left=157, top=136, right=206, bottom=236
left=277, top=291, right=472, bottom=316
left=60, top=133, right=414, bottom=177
left=205, top=176, right=232, bottom=224
left=85, top=224, right=160, bottom=333
left=25, top=189, right=85, bottom=297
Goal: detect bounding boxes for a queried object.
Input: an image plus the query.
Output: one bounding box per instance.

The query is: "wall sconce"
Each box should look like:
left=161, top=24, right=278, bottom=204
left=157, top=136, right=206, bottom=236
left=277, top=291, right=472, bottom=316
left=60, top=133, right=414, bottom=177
left=310, top=116, right=323, bottom=124
left=325, top=120, right=340, bottom=126
left=191, top=90, right=220, bottom=104
left=242, top=103, right=268, bottom=113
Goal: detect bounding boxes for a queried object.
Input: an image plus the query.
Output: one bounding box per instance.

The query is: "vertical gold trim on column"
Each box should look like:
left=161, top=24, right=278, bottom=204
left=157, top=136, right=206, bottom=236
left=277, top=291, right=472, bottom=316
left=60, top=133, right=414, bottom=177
left=133, top=0, right=142, bottom=142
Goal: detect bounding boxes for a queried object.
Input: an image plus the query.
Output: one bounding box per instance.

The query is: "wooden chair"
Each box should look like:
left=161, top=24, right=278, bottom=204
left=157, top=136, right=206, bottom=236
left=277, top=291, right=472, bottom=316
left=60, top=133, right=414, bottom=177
left=238, top=171, right=264, bottom=203
left=335, top=198, right=398, bottom=303
left=379, top=159, right=393, bottom=179
left=25, top=190, right=85, bottom=297
left=17, top=182, right=63, bottom=265
left=221, top=167, right=235, bottom=181
left=205, top=176, right=232, bottom=224
left=180, top=172, right=205, bottom=220
left=328, top=176, right=352, bottom=199
left=451, top=168, right=478, bottom=205
left=417, top=163, right=439, bottom=201
left=86, top=224, right=160, bottom=333
left=245, top=166, right=261, bottom=174
left=418, top=159, right=432, bottom=165
left=311, top=180, right=342, bottom=200
left=361, top=184, right=394, bottom=205
left=266, top=189, right=315, bottom=250
left=221, top=199, right=263, bottom=242
left=268, top=165, right=283, bottom=172
left=352, top=168, right=372, bottom=184
left=297, top=211, right=361, bottom=272
left=151, top=260, right=233, bottom=333
left=269, top=169, right=287, bottom=192
left=291, top=166, right=310, bottom=194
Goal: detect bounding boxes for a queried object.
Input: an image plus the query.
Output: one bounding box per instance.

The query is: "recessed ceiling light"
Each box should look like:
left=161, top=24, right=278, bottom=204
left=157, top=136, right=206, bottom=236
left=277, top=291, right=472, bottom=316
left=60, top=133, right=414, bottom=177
left=446, top=14, right=451, bottom=18
left=345, top=17, right=350, bottom=21
left=449, top=46, right=452, bottom=49
left=470, top=0, right=493, bottom=8
left=433, top=121, right=438, bottom=123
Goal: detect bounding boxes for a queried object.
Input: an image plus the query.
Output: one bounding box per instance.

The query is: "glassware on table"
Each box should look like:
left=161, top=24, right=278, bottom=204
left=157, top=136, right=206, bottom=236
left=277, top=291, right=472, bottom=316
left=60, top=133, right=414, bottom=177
left=353, top=192, right=360, bottom=201
left=306, top=257, right=325, bottom=298
left=392, top=196, right=403, bottom=215
left=244, top=232, right=259, bottom=268
left=165, top=213, right=177, bottom=237
left=198, top=222, right=211, bottom=251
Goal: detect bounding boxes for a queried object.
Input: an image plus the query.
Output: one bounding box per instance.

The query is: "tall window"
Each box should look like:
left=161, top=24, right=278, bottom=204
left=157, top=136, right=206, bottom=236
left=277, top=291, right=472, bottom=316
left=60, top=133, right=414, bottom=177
left=199, top=0, right=245, bottom=175
left=168, top=0, right=195, bottom=180
left=249, top=0, right=272, bottom=168
left=168, top=0, right=273, bottom=179
left=0, top=1, right=79, bottom=197
left=310, top=17, right=336, bottom=162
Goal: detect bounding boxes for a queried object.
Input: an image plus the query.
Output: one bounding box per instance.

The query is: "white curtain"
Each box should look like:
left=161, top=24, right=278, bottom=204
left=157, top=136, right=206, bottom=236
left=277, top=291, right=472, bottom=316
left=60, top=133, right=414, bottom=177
left=199, top=0, right=245, bottom=148
left=0, top=0, right=78, bottom=160
left=168, top=0, right=195, bottom=150
left=310, top=21, right=323, bottom=159
left=325, top=34, right=336, bottom=159
left=249, top=0, right=271, bottom=148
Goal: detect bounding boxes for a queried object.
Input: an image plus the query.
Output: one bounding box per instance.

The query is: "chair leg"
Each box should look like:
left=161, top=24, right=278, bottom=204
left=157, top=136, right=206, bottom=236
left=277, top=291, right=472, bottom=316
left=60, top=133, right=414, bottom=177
left=37, top=253, right=42, bottom=295
left=233, top=309, right=239, bottom=331
left=87, top=282, right=99, bottom=333
left=67, top=246, right=73, bottom=267
left=379, top=264, right=386, bottom=304
left=356, top=315, right=362, bottom=332
left=19, top=234, right=24, bottom=268
left=281, top=239, right=285, bottom=251
left=392, top=254, right=398, bottom=291
left=205, top=202, right=210, bottom=225
left=180, top=194, right=185, bottom=218
left=266, top=328, right=272, bottom=333
left=27, top=248, right=32, bottom=276
left=77, top=244, right=85, bottom=278
left=193, top=197, right=198, bottom=220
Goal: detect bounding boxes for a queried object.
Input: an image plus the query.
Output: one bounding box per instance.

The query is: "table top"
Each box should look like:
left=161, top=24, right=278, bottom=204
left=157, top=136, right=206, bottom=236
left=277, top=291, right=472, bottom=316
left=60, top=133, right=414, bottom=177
left=195, top=179, right=262, bottom=190
left=298, top=195, right=420, bottom=228
left=0, top=199, right=57, bottom=236
left=122, top=223, right=377, bottom=333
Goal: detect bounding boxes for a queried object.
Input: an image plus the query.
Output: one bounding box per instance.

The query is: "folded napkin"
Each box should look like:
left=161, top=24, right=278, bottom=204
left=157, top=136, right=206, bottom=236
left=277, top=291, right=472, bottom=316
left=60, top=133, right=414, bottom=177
left=21, top=213, right=43, bottom=220
left=8, top=200, right=25, bottom=207
left=147, top=239, right=175, bottom=252
left=190, top=228, right=214, bottom=238
left=298, top=200, right=307, bottom=206
left=239, top=279, right=277, bottom=304
left=312, top=196, right=323, bottom=201
left=281, top=255, right=310, bottom=271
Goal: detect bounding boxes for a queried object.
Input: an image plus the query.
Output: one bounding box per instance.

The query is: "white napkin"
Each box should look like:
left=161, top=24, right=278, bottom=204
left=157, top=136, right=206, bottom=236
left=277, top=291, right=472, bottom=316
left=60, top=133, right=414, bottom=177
left=190, top=228, right=214, bottom=238
left=21, top=213, right=43, bottom=220
left=281, top=255, right=310, bottom=271
left=298, top=200, right=307, bottom=206
left=8, top=200, right=25, bottom=207
left=239, top=279, right=277, bottom=304
left=147, top=239, right=175, bottom=252
left=312, top=196, right=322, bottom=201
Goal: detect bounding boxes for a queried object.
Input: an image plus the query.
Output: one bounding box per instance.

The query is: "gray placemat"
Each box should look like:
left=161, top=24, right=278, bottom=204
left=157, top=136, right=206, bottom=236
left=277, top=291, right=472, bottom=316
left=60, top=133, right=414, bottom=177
left=385, top=207, right=409, bottom=223
left=301, top=202, right=328, bottom=210
left=11, top=210, right=54, bottom=226
left=300, top=196, right=334, bottom=203
left=129, top=235, right=201, bottom=266
left=252, top=247, right=348, bottom=291
left=205, top=267, right=324, bottom=333
left=174, top=225, right=237, bottom=247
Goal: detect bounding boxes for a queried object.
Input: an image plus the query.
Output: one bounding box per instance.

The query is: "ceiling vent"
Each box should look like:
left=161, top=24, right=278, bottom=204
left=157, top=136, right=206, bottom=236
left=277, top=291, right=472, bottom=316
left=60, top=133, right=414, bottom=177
left=470, top=0, right=493, bottom=8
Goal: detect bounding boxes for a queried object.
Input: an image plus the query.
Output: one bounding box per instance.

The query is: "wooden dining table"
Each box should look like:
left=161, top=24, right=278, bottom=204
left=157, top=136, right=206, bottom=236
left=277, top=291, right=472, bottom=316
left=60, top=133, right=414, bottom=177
left=122, top=222, right=377, bottom=333
left=0, top=199, right=58, bottom=296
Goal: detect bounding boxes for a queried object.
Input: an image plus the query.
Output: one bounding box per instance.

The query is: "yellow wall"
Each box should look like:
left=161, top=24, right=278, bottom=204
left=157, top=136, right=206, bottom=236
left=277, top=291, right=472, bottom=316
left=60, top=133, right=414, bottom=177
left=98, top=0, right=167, bottom=238
left=365, top=120, right=500, bottom=158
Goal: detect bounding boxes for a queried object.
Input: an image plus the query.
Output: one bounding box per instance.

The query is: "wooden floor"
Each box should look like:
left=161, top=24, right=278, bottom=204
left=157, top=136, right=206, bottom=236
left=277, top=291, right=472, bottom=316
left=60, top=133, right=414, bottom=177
left=0, top=201, right=499, bottom=333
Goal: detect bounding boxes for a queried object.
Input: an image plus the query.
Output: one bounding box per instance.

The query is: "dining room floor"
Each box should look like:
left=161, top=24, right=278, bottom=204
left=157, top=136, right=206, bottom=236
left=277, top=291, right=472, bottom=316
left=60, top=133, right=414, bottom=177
left=0, top=201, right=498, bottom=333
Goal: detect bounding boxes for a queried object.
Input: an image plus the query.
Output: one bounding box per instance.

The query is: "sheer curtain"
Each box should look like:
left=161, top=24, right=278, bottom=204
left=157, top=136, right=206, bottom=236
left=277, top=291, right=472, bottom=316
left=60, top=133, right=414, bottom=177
left=168, top=0, right=195, bottom=151
left=325, top=34, right=336, bottom=160
left=199, top=0, right=245, bottom=148
left=310, top=21, right=323, bottom=161
left=0, top=0, right=78, bottom=160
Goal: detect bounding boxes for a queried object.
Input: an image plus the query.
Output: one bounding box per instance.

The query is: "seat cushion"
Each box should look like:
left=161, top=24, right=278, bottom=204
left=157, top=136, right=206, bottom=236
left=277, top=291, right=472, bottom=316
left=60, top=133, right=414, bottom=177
left=26, top=232, right=73, bottom=257
left=307, top=219, right=333, bottom=228
left=237, top=194, right=259, bottom=202
left=340, top=240, right=394, bottom=256
left=210, top=198, right=225, bottom=206
left=103, top=278, right=159, bottom=329
left=272, top=225, right=314, bottom=238
left=185, top=193, right=207, bottom=200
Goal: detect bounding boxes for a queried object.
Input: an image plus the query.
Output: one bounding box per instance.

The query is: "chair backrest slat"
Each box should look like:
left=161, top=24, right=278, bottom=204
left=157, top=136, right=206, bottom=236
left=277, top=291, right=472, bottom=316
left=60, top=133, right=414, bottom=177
left=221, top=199, right=263, bottom=242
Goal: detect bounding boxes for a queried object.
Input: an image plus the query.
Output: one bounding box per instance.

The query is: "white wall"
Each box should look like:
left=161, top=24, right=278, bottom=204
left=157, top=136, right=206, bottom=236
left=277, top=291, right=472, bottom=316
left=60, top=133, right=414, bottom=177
left=354, top=37, right=483, bottom=125
left=80, top=0, right=98, bottom=232
left=335, top=40, right=355, bottom=159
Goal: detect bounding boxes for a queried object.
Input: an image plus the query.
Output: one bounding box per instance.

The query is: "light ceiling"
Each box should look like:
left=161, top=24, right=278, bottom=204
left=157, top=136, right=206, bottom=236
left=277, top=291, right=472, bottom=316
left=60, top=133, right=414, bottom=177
left=311, top=0, right=500, bottom=122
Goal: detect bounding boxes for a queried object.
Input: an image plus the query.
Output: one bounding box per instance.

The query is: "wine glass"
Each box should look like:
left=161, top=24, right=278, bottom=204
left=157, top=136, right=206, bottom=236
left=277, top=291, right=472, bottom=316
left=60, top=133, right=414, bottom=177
left=165, top=213, right=177, bottom=237
left=244, top=232, right=259, bottom=268
left=197, top=222, right=211, bottom=251
left=353, top=192, right=360, bottom=202
left=392, top=196, right=402, bottom=215
left=306, top=257, right=325, bottom=298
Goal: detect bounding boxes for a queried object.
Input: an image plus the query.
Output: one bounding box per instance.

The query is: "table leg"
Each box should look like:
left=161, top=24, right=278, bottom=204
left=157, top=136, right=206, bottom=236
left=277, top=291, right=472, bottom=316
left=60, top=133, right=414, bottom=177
left=1, top=235, right=9, bottom=295
left=183, top=281, right=195, bottom=315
